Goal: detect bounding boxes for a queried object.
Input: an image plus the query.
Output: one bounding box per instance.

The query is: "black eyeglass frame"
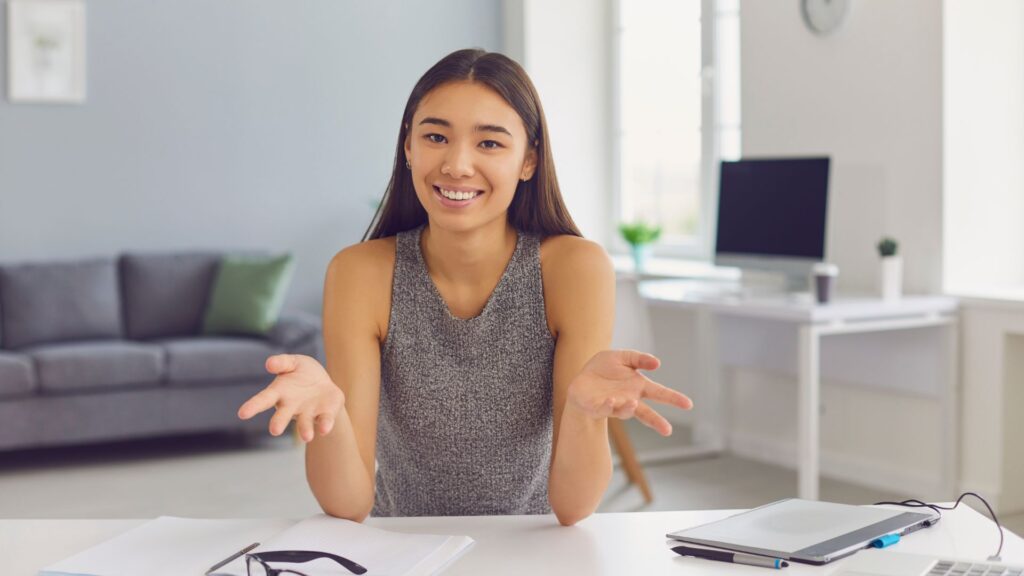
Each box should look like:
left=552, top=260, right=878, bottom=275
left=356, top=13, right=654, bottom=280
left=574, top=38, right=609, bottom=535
left=246, top=550, right=368, bottom=575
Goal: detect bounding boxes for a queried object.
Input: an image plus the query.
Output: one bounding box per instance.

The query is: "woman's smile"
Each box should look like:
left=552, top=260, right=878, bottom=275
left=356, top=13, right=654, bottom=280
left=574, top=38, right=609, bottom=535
left=433, top=184, right=485, bottom=208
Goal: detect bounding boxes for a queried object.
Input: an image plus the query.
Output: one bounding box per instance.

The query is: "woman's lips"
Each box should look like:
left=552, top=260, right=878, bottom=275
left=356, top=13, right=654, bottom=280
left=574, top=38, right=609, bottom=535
left=433, top=185, right=483, bottom=209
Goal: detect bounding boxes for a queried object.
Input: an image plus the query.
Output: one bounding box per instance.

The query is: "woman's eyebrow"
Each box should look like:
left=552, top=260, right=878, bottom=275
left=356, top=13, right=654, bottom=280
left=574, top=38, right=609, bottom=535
left=418, top=117, right=512, bottom=137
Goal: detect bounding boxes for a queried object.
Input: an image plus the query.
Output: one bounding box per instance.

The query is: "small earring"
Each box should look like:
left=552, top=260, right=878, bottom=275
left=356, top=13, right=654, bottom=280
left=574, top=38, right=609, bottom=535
left=405, top=160, right=411, bottom=169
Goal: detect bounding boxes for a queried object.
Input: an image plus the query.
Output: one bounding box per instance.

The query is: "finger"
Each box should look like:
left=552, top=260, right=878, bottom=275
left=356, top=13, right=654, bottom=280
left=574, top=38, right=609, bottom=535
left=315, top=412, right=336, bottom=436
left=265, top=354, right=300, bottom=375
left=634, top=402, right=672, bottom=436
left=641, top=381, right=694, bottom=410
left=237, top=388, right=281, bottom=420
left=296, top=412, right=315, bottom=443
left=268, top=404, right=296, bottom=436
left=620, top=349, right=660, bottom=371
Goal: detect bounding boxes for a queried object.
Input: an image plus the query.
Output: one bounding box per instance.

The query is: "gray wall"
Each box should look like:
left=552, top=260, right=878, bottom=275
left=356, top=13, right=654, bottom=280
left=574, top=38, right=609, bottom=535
left=0, top=0, right=502, bottom=313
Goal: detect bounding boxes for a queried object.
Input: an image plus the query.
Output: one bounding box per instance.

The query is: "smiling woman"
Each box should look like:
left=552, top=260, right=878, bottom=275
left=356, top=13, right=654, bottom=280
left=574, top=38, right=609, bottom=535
left=236, top=49, right=694, bottom=526
left=403, top=81, right=536, bottom=233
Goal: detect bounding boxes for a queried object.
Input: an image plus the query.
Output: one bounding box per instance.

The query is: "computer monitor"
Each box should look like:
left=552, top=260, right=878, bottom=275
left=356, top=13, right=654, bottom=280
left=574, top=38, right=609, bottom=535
left=714, top=157, right=830, bottom=292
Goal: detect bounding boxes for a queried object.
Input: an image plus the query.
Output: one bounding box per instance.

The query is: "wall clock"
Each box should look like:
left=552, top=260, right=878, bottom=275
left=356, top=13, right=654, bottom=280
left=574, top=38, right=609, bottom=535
left=802, top=0, right=849, bottom=35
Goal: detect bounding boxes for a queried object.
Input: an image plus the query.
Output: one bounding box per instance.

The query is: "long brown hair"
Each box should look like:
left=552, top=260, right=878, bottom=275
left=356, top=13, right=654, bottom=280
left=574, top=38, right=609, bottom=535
left=362, top=48, right=581, bottom=241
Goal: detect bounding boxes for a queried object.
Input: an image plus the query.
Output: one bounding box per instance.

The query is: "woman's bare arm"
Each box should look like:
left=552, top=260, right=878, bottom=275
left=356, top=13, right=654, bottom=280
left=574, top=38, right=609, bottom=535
left=543, top=238, right=617, bottom=525
left=304, top=241, right=392, bottom=521
left=543, top=238, right=693, bottom=526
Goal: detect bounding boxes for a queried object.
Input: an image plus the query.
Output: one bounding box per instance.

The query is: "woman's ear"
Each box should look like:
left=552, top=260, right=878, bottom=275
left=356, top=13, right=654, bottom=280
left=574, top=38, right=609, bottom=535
left=521, top=147, right=538, bottom=181
left=403, top=126, right=412, bottom=164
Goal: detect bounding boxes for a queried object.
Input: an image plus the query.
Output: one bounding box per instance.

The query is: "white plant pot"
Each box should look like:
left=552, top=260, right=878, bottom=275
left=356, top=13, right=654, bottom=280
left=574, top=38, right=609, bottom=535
left=880, top=255, right=902, bottom=301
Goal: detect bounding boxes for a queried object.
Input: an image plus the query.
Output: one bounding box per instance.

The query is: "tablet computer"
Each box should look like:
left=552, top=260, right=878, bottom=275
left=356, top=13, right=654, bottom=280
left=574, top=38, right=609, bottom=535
left=665, top=498, right=940, bottom=565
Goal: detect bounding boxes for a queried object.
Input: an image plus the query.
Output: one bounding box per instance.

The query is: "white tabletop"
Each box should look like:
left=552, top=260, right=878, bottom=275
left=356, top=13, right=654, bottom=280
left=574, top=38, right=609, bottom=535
left=638, top=279, right=958, bottom=324
left=7, top=506, right=1022, bottom=576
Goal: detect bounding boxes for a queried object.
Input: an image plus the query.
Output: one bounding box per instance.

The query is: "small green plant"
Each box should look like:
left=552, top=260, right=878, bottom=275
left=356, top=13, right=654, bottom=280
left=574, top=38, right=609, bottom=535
left=618, top=221, right=662, bottom=247
left=877, top=237, right=898, bottom=257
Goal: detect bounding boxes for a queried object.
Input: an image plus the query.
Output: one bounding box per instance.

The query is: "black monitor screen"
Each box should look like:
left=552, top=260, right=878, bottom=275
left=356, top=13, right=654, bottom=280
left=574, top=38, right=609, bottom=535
left=715, top=157, right=830, bottom=259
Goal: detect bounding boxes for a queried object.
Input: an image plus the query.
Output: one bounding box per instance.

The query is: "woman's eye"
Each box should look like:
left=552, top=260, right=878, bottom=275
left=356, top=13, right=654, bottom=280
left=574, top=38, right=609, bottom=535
left=479, top=140, right=503, bottom=149
left=425, top=133, right=447, bottom=144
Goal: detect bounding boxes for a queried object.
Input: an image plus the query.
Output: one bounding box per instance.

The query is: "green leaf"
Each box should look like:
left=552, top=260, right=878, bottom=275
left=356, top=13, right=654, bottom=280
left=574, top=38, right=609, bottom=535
left=618, top=221, right=662, bottom=246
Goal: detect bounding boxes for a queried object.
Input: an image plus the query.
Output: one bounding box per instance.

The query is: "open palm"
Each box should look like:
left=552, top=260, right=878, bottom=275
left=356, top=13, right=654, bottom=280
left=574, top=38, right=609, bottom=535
left=237, top=354, right=344, bottom=443
left=568, top=350, right=693, bottom=436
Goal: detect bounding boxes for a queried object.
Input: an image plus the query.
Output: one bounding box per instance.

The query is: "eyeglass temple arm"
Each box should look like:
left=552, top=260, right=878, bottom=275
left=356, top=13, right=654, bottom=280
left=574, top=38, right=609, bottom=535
left=252, top=550, right=368, bottom=575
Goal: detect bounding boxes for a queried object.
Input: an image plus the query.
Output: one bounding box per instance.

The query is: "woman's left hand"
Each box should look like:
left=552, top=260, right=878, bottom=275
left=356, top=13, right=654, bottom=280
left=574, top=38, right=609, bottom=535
left=567, top=349, right=693, bottom=436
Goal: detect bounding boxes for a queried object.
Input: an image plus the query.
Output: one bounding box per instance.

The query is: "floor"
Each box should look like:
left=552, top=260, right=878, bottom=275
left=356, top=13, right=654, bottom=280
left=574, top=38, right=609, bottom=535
left=1, top=421, right=1021, bottom=540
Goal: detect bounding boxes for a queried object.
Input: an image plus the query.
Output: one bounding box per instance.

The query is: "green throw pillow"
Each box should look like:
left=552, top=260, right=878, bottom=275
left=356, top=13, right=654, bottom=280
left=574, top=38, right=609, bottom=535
left=202, top=253, right=295, bottom=336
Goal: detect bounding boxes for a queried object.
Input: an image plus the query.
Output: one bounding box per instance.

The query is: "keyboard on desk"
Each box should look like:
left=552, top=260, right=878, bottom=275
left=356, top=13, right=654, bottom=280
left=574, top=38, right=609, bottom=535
left=926, top=560, right=1023, bottom=576
left=834, top=552, right=1024, bottom=576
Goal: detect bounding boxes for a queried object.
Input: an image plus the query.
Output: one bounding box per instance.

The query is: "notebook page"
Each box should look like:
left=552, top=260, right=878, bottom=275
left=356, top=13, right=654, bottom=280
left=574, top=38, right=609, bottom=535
left=237, top=514, right=474, bottom=576
left=39, top=517, right=294, bottom=576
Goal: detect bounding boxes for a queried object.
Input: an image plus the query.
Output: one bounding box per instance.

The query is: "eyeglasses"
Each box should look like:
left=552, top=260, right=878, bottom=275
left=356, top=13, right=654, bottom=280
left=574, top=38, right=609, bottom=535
left=245, top=550, right=368, bottom=576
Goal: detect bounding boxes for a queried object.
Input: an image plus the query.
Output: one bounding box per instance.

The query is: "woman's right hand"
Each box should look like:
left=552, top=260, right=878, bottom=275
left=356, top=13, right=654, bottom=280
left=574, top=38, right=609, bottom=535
left=237, top=354, right=345, bottom=443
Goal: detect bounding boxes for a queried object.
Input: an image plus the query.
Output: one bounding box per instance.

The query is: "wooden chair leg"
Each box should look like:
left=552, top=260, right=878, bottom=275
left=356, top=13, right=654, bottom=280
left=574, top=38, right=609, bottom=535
left=608, top=419, right=653, bottom=503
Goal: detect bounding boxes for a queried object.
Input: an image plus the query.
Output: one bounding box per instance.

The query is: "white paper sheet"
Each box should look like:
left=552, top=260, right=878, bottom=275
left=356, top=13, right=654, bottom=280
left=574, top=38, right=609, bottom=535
left=230, top=514, right=475, bottom=576
left=39, top=515, right=474, bottom=576
left=39, top=517, right=294, bottom=576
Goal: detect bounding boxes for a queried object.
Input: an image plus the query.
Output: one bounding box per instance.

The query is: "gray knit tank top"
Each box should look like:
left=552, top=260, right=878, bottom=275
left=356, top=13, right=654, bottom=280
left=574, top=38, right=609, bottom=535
left=372, top=224, right=555, bottom=517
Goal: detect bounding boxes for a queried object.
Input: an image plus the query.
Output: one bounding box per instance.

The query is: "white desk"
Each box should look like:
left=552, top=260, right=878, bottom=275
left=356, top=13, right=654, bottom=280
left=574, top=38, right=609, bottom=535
left=638, top=279, right=959, bottom=500
left=7, top=506, right=1021, bottom=575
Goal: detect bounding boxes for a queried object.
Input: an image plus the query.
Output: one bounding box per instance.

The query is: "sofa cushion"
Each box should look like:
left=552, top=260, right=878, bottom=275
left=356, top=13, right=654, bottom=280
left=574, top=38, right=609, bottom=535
left=0, top=352, right=36, bottom=398
left=28, top=341, right=164, bottom=394
left=160, top=337, right=278, bottom=385
left=120, top=252, right=221, bottom=340
left=0, top=258, right=123, bottom=350
left=202, top=254, right=295, bottom=337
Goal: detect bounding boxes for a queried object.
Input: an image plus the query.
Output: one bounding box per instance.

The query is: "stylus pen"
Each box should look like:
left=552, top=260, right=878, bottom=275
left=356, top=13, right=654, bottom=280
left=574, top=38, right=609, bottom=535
left=672, top=545, right=789, bottom=569
left=206, top=542, right=259, bottom=575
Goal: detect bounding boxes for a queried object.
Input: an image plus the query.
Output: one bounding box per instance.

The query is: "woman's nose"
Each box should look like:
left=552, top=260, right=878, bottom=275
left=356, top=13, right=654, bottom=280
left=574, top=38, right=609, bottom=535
left=441, top=142, right=475, bottom=178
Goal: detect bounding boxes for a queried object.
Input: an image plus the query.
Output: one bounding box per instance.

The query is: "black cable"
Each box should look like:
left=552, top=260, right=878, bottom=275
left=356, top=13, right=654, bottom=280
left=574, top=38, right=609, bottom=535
left=873, top=492, right=1004, bottom=561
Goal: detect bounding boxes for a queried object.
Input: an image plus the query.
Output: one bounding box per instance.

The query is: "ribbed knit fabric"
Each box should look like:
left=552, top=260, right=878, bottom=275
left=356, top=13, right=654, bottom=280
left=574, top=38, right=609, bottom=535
left=372, top=224, right=555, bottom=517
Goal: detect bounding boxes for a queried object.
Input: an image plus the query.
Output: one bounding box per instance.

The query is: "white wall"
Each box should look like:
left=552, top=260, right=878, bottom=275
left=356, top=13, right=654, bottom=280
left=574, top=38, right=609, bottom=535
left=741, top=0, right=944, bottom=296
left=960, top=299, right=1024, bottom=514
left=515, top=0, right=614, bottom=244
left=943, top=0, right=1024, bottom=293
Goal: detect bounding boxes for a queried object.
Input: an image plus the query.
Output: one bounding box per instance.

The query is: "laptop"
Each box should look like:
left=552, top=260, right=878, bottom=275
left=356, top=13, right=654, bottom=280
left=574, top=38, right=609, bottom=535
left=830, top=550, right=1024, bottom=575
left=666, top=499, right=940, bottom=565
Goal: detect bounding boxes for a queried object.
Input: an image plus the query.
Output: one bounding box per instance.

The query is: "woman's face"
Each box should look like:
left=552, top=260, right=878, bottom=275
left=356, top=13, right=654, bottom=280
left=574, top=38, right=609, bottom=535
left=404, top=81, right=537, bottom=234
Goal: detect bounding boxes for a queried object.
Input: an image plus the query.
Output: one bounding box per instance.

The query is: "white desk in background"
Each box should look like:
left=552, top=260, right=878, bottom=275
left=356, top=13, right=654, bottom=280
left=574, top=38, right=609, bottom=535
left=637, top=279, right=959, bottom=501
left=7, top=506, right=1021, bottom=576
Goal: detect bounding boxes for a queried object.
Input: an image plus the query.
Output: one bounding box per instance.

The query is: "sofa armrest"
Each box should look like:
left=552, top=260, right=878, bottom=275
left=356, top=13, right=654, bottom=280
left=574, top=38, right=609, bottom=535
left=268, top=311, right=323, bottom=359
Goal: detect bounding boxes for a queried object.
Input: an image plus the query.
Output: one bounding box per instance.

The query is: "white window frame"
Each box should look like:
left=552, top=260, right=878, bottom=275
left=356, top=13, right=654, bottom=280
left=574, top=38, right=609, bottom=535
left=610, top=0, right=740, bottom=262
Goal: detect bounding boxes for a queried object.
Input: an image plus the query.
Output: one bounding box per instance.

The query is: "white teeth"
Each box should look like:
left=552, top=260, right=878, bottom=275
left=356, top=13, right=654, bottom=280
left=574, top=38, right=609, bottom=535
left=438, top=187, right=479, bottom=201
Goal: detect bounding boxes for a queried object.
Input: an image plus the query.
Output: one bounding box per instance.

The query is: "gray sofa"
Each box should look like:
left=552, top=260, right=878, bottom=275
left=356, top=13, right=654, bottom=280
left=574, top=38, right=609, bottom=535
left=0, top=252, right=322, bottom=451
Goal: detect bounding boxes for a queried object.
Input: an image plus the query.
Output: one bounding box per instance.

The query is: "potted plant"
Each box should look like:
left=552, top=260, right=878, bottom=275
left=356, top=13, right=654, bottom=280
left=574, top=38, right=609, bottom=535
left=619, top=221, right=662, bottom=273
left=877, top=236, right=901, bottom=301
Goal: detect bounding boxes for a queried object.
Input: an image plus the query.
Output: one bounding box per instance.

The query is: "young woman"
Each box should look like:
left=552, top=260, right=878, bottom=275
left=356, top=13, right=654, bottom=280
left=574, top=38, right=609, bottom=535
left=237, top=48, right=692, bottom=526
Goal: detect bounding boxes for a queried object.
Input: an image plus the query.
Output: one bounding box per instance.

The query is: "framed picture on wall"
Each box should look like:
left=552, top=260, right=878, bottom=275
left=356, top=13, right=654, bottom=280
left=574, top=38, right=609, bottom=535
left=7, top=0, right=86, bottom=103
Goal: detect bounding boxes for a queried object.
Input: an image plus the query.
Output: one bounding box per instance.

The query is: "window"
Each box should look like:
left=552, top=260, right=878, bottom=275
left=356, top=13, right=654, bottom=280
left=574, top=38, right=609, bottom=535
left=613, top=0, right=741, bottom=259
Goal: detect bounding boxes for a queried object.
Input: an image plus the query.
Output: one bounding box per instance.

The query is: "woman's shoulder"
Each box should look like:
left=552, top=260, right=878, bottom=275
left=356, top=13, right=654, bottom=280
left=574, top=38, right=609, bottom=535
left=326, top=236, right=397, bottom=289
left=540, top=231, right=610, bottom=286
left=539, top=234, right=613, bottom=276
left=538, top=234, right=615, bottom=336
